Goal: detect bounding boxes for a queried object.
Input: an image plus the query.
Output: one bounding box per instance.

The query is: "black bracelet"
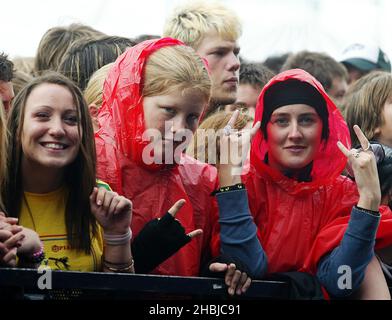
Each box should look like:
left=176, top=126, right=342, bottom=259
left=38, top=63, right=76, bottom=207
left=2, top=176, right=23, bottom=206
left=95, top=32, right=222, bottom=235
left=355, top=205, right=380, bottom=217
left=211, top=183, right=245, bottom=196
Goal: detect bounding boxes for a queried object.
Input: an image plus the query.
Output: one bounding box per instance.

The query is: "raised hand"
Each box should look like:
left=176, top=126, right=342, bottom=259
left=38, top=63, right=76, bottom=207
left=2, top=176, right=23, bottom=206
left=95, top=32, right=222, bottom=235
left=218, top=110, right=261, bottom=187
left=90, top=187, right=132, bottom=235
left=337, top=125, right=381, bottom=211
left=167, top=199, right=203, bottom=239
left=131, top=199, right=203, bottom=274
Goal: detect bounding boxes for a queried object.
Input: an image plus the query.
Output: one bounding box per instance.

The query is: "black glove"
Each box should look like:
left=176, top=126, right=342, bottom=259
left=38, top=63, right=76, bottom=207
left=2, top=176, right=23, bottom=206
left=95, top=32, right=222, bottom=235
left=131, top=212, right=191, bottom=274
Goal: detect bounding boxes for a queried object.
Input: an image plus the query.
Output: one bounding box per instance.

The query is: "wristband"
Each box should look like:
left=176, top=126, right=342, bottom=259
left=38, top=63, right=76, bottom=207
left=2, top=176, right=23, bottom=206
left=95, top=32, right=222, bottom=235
left=103, top=228, right=132, bottom=246
left=355, top=205, right=380, bottom=217
left=211, top=183, right=245, bottom=196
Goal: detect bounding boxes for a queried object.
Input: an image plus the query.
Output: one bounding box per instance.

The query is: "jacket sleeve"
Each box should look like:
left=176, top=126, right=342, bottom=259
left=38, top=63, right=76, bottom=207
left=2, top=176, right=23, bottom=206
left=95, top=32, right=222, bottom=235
left=316, top=206, right=380, bottom=297
left=216, top=189, right=267, bottom=278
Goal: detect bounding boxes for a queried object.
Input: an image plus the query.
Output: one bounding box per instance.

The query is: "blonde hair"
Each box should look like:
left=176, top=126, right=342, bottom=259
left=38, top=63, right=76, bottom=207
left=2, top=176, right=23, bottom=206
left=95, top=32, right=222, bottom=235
left=84, top=63, right=114, bottom=107
left=187, top=110, right=253, bottom=164
left=0, top=100, right=7, bottom=210
left=344, top=71, right=392, bottom=147
left=163, top=1, right=242, bottom=49
left=143, top=45, right=211, bottom=100
left=12, top=70, right=33, bottom=97
left=12, top=57, right=36, bottom=76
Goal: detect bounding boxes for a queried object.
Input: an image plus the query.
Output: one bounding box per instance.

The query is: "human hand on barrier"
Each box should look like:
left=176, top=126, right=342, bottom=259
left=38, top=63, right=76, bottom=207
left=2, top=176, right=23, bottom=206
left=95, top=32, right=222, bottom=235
left=0, top=230, right=24, bottom=267
left=0, top=212, right=24, bottom=267
left=16, top=227, right=42, bottom=258
left=209, top=262, right=252, bottom=296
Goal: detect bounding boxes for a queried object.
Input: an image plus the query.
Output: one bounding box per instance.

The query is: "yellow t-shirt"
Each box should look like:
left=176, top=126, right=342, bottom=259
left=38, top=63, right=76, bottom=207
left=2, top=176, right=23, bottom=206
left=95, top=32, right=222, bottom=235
left=19, top=185, right=104, bottom=272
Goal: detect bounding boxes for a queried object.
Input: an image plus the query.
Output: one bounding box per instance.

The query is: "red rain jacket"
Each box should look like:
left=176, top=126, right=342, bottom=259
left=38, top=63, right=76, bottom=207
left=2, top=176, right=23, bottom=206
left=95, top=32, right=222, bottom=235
left=243, top=69, right=392, bottom=275
left=95, top=38, right=219, bottom=276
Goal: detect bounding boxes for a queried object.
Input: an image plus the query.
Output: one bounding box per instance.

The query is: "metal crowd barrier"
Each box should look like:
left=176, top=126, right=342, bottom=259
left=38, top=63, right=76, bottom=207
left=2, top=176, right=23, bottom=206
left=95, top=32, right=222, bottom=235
left=0, top=267, right=290, bottom=300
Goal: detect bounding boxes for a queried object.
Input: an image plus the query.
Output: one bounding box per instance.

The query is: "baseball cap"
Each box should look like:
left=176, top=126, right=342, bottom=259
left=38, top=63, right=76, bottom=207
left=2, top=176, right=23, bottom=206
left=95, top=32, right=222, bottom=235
left=340, top=43, right=391, bottom=73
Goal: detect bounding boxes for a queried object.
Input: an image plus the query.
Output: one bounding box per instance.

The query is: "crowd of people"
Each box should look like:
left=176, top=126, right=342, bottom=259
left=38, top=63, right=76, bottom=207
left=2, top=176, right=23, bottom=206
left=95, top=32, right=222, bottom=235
left=1, top=0, right=392, bottom=300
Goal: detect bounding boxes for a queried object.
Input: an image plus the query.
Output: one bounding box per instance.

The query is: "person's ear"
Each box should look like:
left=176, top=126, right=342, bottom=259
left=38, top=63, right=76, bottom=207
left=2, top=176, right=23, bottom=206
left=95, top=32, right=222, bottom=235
left=89, top=103, right=99, bottom=118
left=373, top=127, right=382, bottom=138
left=88, top=103, right=100, bottom=130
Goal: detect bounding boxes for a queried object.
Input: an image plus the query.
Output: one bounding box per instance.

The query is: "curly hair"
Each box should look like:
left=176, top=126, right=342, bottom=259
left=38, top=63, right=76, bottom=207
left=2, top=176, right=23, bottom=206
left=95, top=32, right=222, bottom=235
left=0, top=53, right=14, bottom=82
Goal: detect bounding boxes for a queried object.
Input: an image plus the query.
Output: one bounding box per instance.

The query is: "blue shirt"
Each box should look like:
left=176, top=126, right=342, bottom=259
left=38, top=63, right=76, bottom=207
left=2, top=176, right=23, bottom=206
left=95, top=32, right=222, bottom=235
left=216, top=189, right=380, bottom=297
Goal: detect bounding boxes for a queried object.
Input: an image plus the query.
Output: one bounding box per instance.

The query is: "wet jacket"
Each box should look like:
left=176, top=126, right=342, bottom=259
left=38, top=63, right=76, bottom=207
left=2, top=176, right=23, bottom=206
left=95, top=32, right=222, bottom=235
left=95, top=38, right=218, bottom=276
left=244, top=69, right=360, bottom=274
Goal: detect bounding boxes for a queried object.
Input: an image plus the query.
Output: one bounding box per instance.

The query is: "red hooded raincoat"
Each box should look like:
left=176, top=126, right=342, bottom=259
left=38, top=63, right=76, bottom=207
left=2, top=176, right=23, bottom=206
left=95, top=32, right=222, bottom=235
left=244, top=69, right=392, bottom=275
left=95, top=38, right=218, bottom=276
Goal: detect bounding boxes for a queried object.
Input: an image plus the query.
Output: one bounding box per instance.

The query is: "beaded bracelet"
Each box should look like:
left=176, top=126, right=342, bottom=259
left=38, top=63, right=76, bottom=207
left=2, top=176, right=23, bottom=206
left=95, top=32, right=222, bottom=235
left=19, top=243, right=45, bottom=264
left=211, top=183, right=245, bottom=196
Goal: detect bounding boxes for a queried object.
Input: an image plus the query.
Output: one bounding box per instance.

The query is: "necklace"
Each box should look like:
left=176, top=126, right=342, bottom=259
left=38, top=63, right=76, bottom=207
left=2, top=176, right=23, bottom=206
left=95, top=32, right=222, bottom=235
left=23, top=193, right=37, bottom=231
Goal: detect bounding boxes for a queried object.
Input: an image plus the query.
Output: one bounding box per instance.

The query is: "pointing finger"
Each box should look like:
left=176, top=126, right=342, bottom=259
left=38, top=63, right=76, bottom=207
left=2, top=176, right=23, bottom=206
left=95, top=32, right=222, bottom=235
left=168, top=199, right=186, bottom=218
left=227, top=110, right=240, bottom=129
left=353, top=125, right=370, bottom=151
left=250, top=121, right=261, bottom=140
left=337, top=141, right=351, bottom=158
left=187, top=229, right=203, bottom=238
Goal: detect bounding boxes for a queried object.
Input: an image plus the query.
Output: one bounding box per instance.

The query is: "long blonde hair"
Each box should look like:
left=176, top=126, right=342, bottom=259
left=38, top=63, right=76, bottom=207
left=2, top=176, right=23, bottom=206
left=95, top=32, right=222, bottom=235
left=143, top=45, right=211, bottom=100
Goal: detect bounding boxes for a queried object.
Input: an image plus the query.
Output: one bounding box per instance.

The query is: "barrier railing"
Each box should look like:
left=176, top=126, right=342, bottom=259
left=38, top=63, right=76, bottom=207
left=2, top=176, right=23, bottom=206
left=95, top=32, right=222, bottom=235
left=0, top=267, right=290, bottom=300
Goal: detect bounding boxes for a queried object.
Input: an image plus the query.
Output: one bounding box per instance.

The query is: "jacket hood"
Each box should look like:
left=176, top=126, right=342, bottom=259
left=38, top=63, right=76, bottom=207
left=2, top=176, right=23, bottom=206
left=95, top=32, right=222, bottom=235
left=250, top=69, right=351, bottom=194
left=95, top=38, right=218, bottom=276
left=95, top=37, right=186, bottom=172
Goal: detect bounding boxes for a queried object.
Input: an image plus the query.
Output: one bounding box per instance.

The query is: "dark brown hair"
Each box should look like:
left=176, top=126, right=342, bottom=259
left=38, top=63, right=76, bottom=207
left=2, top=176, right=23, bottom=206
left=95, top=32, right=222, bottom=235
left=4, top=72, right=97, bottom=252
left=58, top=35, right=135, bottom=91
left=281, top=50, right=348, bottom=91
left=0, top=53, right=14, bottom=81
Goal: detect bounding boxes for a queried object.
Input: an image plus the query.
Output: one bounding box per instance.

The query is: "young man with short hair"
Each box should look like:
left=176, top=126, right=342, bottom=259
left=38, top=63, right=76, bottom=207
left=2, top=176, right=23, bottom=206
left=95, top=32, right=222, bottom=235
left=163, top=1, right=242, bottom=117
left=340, top=43, right=391, bottom=84
left=281, top=50, right=349, bottom=105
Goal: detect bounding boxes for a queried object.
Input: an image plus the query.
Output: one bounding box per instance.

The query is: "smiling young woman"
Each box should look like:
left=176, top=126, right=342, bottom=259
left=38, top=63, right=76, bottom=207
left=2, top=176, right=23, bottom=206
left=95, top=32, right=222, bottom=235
left=3, top=72, right=134, bottom=273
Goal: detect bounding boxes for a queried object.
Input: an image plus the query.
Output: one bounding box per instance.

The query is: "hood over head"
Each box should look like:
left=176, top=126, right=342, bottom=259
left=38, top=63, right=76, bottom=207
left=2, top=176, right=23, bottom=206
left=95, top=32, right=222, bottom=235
left=250, top=68, right=351, bottom=193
